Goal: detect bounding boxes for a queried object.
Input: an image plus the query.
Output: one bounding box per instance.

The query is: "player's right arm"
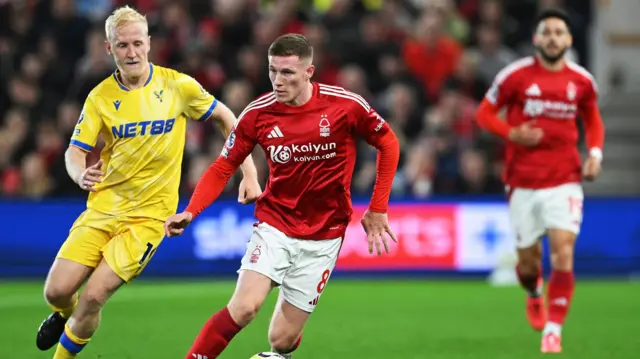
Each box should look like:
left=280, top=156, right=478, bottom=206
left=177, top=73, right=260, bottom=187
left=164, top=110, right=259, bottom=236
left=66, top=96, right=104, bottom=191
left=476, top=67, right=542, bottom=146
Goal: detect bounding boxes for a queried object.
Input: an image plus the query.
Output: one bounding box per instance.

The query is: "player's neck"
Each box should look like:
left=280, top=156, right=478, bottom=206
left=119, top=63, right=151, bottom=90
left=286, top=82, right=314, bottom=107
left=537, top=56, right=566, bottom=72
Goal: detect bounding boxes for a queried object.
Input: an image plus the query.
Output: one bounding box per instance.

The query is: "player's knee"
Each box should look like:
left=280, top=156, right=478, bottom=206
left=228, top=300, right=261, bottom=326
left=517, top=258, right=541, bottom=274
left=548, top=230, right=575, bottom=270
left=551, top=244, right=574, bottom=270
left=517, top=249, right=541, bottom=275
left=268, top=330, right=300, bottom=354
left=43, top=283, right=74, bottom=306
left=78, top=288, right=109, bottom=314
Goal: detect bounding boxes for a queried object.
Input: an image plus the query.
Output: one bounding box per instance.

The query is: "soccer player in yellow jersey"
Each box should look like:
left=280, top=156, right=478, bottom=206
left=34, top=6, right=262, bottom=358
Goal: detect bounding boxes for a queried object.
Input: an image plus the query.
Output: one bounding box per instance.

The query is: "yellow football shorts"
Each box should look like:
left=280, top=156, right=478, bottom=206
left=57, top=209, right=165, bottom=283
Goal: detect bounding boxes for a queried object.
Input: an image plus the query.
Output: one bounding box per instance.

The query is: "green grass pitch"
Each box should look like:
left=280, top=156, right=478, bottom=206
left=1, top=279, right=638, bottom=358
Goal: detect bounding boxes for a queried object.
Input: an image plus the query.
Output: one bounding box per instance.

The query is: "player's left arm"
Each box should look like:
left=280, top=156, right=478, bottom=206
left=579, top=78, right=605, bottom=180
left=579, top=79, right=605, bottom=160
left=179, top=74, right=260, bottom=184
left=353, top=102, right=400, bottom=254
left=354, top=106, right=400, bottom=214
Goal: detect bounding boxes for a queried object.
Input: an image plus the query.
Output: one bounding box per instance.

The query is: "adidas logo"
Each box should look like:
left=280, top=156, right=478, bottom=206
left=267, top=126, right=284, bottom=139
left=308, top=296, right=320, bottom=306
left=192, top=354, right=208, bottom=359
left=525, top=84, right=541, bottom=97
left=552, top=297, right=568, bottom=306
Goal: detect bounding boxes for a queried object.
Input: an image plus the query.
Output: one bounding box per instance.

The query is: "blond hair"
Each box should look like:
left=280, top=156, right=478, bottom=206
left=104, top=5, right=148, bottom=43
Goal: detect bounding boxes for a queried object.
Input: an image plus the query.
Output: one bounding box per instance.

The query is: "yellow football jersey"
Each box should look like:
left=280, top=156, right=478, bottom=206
left=70, top=64, right=217, bottom=221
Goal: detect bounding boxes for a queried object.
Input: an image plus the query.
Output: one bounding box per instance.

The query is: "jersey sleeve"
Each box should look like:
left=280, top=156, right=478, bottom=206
left=484, top=67, right=517, bottom=108
left=219, top=110, right=258, bottom=168
left=579, top=76, right=598, bottom=109
left=70, top=97, right=102, bottom=152
left=353, top=102, right=392, bottom=148
left=178, top=74, right=218, bottom=122
left=578, top=75, right=605, bottom=154
left=349, top=97, right=399, bottom=213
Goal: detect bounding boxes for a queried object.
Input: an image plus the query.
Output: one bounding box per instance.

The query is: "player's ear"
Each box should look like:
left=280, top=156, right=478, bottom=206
left=306, top=64, right=315, bottom=81
left=532, top=23, right=541, bottom=45
left=532, top=34, right=540, bottom=47
left=104, top=40, right=112, bottom=55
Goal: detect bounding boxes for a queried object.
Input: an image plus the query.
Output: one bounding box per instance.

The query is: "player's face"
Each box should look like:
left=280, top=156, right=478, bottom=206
left=534, top=18, right=572, bottom=63
left=106, top=22, right=150, bottom=79
left=268, top=55, right=315, bottom=103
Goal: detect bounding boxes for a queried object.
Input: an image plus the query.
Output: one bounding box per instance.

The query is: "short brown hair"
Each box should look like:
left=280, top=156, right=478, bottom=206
left=268, top=33, right=313, bottom=59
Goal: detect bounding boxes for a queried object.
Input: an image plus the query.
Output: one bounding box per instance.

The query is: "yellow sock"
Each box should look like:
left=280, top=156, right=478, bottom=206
left=53, top=324, right=90, bottom=359
left=53, top=343, right=77, bottom=359
left=49, top=293, right=78, bottom=319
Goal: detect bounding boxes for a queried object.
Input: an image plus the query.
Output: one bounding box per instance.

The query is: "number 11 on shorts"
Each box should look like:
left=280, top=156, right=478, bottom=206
left=139, top=242, right=157, bottom=264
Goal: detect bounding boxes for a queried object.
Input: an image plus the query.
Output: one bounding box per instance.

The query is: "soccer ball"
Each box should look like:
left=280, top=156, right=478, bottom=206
left=250, top=353, right=285, bottom=359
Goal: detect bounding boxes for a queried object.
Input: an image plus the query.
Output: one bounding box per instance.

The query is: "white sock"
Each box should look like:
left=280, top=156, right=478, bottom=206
left=543, top=322, right=562, bottom=336
left=526, top=286, right=542, bottom=298
left=271, top=349, right=292, bottom=359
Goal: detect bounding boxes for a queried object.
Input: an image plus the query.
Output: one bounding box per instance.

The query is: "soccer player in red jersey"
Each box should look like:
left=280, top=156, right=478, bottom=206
left=165, top=33, right=400, bottom=359
left=475, top=9, right=605, bottom=353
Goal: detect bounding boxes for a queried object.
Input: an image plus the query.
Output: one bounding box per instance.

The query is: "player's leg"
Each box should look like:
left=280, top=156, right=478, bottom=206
left=516, top=242, right=545, bottom=330
left=37, top=259, right=93, bottom=350
left=509, top=187, right=546, bottom=331
left=268, top=236, right=342, bottom=358
left=37, top=210, right=110, bottom=351
left=44, top=260, right=91, bottom=318
left=185, top=223, right=290, bottom=359
left=186, top=270, right=275, bottom=359
left=52, top=259, right=124, bottom=359
left=540, top=183, right=583, bottom=353
left=52, top=217, right=165, bottom=358
left=267, top=293, right=306, bottom=359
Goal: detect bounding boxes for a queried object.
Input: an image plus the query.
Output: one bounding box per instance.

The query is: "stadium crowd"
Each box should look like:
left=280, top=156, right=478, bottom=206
left=0, top=0, right=591, bottom=200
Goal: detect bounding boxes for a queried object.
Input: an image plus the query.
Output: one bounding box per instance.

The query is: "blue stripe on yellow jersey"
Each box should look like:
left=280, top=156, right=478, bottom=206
left=70, top=64, right=217, bottom=221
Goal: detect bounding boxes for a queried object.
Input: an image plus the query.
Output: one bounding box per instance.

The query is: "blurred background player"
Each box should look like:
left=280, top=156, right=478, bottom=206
left=35, top=5, right=261, bottom=359
left=164, top=33, right=400, bottom=359
left=475, top=8, right=605, bottom=354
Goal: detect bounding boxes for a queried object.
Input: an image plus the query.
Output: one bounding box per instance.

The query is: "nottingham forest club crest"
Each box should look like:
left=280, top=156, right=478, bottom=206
left=319, top=114, right=330, bottom=137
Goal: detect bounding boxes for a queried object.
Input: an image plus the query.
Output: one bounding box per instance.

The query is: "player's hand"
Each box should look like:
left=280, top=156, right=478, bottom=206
left=360, top=210, right=397, bottom=256
left=164, top=211, right=193, bottom=237
left=509, top=122, right=543, bottom=147
left=238, top=177, right=262, bottom=204
left=78, top=159, right=104, bottom=192
left=582, top=155, right=602, bottom=181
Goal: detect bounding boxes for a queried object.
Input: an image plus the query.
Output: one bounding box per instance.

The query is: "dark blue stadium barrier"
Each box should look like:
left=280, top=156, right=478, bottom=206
left=1, top=197, right=638, bottom=278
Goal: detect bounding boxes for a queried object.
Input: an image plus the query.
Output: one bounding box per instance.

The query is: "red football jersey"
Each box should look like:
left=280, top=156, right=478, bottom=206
left=485, top=56, right=599, bottom=189
left=220, top=83, right=392, bottom=240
